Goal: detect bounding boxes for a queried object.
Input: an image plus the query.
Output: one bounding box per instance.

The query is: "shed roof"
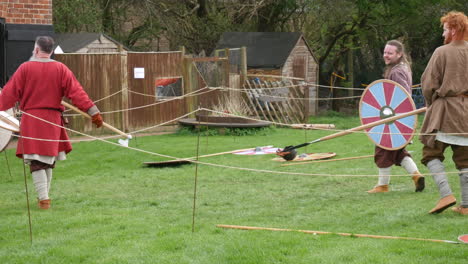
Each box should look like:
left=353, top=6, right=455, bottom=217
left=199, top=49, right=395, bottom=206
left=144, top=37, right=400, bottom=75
left=54, top=32, right=126, bottom=53
left=215, top=32, right=303, bottom=68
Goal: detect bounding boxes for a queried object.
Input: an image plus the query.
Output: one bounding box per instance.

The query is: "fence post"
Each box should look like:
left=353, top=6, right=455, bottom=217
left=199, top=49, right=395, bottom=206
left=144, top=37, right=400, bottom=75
left=183, top=55, right=195, bottom=116
left=223, top=48, right=230, bottom=103
left=120, top=51, right=129, bottom=132
left=240, top=46, right=247, bottom=87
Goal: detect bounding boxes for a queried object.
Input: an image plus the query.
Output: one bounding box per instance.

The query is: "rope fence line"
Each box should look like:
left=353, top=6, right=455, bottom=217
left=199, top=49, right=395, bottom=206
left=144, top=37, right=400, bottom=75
left=63, top=90, right=123, bottom=113
left=10, top=102, right=468, bottom=141
left=57, top=77, right=422, bottom=117
left=13, top=108, right=201, bottom=143
left=199, top=108, right=468, bottom=137
left=63, top=87, right=218, bottom=116
left=3, top=109, right=465, bottom=178
left=60, top=83, right=420, bottom=115
left=246, top=74, right=422, bottom=90
left=129, top=109, right=200, bottom=135
left=210, top=86, right=363, bottom=101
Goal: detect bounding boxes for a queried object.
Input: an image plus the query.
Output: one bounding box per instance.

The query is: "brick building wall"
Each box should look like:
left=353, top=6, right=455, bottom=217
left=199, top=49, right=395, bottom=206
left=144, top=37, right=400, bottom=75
left=1, top=0, right=54, bottom=85
left=0, top=0, right=52, bottom=24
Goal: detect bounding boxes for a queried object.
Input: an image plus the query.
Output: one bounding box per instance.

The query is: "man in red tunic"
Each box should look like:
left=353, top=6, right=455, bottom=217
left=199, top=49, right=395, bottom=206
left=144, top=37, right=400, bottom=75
left=0, top=36, right=103, bottom=209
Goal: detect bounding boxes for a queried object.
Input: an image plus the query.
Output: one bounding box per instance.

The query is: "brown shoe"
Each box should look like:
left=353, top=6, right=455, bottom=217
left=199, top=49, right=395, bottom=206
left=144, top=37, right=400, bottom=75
left=38, top=199, right=51, bottom=210
left=412, top=173, right=425, bottom=192
left=367, top=185, right=389, bottom=193
left=429, top=195, right=456, bottom=214
left=451, top=206, right=468, bottom=215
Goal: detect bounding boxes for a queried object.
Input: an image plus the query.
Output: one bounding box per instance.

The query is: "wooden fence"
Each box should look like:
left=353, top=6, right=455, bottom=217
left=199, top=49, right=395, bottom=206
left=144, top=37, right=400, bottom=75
left=57, top=53, right=126, bottom=134
left=56, top=48, right=311, bottom=136
left=56, top=51, right=230, bottom=135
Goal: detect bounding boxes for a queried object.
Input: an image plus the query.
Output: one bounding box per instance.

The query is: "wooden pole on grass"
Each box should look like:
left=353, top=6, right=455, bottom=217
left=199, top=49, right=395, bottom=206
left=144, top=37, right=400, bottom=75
left=281, top=154, right=374, bottom=167
left=216, top=224, right=461, bottom=244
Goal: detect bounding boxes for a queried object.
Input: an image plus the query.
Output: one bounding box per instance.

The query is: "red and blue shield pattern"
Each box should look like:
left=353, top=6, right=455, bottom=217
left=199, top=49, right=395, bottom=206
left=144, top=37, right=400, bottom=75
left=359, top=79, right=417, bottom=150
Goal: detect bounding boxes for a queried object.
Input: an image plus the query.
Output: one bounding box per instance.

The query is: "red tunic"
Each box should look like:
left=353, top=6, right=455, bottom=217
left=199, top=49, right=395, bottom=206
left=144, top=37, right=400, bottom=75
left=0, top=59, right=95, bottom=158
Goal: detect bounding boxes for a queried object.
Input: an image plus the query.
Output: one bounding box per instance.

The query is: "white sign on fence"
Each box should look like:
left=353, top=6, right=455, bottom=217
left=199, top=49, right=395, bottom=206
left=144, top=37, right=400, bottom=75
left=134, top=67, right=145, bottom=79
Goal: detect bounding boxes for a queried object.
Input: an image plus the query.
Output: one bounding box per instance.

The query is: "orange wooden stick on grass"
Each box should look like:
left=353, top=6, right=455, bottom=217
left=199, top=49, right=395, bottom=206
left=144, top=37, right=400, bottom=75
left=281, top=154, right=374, bottom=166
left=216, top=224, right=461, bottom=244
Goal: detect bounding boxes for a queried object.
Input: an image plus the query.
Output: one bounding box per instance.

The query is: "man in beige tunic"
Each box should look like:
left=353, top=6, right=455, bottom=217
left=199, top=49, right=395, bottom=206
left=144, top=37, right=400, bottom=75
left=420, top=11, right=468, bottom=215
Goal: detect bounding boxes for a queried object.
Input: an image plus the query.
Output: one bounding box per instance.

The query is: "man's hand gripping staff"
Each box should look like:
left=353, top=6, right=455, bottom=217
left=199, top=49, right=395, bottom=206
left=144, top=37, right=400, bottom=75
left=62, top=101, right=132, bottom=147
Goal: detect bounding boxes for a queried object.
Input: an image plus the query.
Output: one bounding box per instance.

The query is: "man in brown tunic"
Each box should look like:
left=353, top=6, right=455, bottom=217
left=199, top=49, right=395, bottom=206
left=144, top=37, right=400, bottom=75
left=420, top=11, right=468, bottom=215
left=367, top=40, right=425, bottom=193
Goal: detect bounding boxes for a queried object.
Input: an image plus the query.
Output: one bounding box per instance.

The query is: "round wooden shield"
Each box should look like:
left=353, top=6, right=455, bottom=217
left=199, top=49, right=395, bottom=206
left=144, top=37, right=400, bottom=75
left=0, top=109, right=19, bottom=152
left=359, top=79, right=417, bottom=150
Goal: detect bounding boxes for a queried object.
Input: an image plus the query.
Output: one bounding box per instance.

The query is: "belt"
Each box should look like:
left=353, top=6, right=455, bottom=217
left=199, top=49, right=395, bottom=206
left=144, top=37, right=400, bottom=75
left=27, top=108, right=62, bottom=112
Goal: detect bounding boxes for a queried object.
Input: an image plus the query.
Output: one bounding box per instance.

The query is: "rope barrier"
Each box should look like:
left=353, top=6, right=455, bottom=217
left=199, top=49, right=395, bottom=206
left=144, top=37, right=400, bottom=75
left=63, top=87, right=218, bottom=116
left=3, top=108, right=465, bottom=178
left=6, top=104, right=468, bottom=143
left=198, top=108, right=466, bottom=137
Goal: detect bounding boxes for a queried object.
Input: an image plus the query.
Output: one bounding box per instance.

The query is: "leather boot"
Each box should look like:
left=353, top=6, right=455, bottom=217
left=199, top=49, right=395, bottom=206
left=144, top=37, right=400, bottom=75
left=451, top=206, right=468, bottom=215
left=38, top=199, right=51, bottom=210
left=429, top=194, right=456, bottom=214
left=412, top=172, right=425, bottom=192
left=367, top=185, right=389, bottom=193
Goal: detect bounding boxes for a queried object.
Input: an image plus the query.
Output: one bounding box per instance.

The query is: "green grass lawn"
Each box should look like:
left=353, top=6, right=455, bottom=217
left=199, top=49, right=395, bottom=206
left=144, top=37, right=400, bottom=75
left=1, top=113, right=467, bottom=263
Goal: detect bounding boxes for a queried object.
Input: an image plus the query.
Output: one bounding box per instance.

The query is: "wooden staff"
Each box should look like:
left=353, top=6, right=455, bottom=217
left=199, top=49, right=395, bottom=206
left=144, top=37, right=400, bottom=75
left=143, top=147, right=261, bottom=167
left=291, top=124, right=336, bottom=130
left=61, top=101, right=131, bottom=139
left=184, top=147, right=258, bottom=160
left=281, top=154, right=374, bottom=167
left=282, top=107, right=427, bottom=154
left=216, top=224, right=461, bottom=244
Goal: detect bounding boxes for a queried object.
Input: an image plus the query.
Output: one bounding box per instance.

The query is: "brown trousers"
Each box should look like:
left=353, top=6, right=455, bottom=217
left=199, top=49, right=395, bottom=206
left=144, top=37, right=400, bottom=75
left=374, top=146, right=411, bottom=168
left=421, top=140, right=468, bottom=170
left=29, top=160, right=55, bottom=173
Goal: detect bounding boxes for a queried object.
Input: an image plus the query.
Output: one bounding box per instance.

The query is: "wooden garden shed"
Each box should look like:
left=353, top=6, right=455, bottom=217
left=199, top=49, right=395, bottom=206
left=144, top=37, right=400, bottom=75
left=54, top=33, right=127, bottom=54
left=215, top=32, right=319, bottom=117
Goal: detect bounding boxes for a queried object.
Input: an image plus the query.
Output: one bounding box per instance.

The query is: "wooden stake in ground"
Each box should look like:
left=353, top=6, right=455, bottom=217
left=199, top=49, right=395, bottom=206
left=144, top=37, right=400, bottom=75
left=192, top=114, right=202, bottom=233
left=216, top=224, right=462, bottom=244
left=19, top=139, right=33, bottom=244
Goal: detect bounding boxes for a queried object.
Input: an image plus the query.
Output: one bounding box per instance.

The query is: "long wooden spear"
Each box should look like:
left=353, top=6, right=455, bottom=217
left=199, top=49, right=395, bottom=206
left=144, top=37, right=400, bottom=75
left=217, top=224, right=461, bottom=244
left=281, top=154, right=374, bottom=167
left=279, top=107, right=427, bottom=160
left=143, top=147, right=262, bottom=167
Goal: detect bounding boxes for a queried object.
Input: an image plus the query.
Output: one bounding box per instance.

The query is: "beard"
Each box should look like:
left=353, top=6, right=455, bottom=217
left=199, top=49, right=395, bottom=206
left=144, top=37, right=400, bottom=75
left=444, top=34, right=453, bottom=44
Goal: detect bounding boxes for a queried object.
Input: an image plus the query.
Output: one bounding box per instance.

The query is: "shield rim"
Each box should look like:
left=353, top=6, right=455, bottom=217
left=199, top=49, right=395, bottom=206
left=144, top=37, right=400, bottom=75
left=0, top=108, right=18, bottom=152
left=359, top=79, right=418, bottom=151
